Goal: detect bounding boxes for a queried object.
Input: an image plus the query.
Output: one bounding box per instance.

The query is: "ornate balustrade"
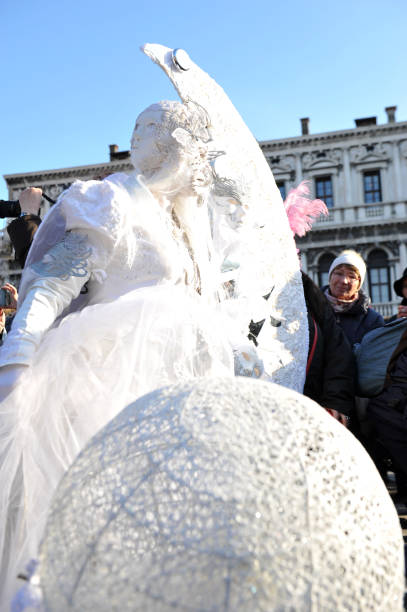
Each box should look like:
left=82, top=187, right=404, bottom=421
left=315, top=201, right=407, bottom=228
left=371, top=301, right=399, bottom=318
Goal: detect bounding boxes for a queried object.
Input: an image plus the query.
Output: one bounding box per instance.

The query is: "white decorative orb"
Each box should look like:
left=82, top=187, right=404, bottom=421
left=38, top=378, right=404, bottom=611
left=172, top=48, right=192, bottom=71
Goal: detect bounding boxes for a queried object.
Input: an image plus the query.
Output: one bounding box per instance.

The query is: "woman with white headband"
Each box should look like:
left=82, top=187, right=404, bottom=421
left=324, top=249, right=384, bottom=346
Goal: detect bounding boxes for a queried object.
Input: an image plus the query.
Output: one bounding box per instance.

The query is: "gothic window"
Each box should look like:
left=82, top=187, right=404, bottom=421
left=363, top=170, right=382, bottom=203
left=276, top=181, right=286, bottom=201
left=367, top=249, right=390, bottom=303
left=315, top=176, right=333, bottom=208
left=318, top=252, right=335, bottom=288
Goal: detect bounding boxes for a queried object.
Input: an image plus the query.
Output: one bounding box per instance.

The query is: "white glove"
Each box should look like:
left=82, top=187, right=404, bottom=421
left=0, top=272, right=90, bottom=367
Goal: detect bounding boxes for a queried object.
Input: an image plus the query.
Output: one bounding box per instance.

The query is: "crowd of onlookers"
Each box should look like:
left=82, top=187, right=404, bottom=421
left=1, top=187, right=407, bottom=510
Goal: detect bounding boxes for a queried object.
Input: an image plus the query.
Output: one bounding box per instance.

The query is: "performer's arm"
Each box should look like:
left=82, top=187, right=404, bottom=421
left=0, top=231, right=91, bottom=367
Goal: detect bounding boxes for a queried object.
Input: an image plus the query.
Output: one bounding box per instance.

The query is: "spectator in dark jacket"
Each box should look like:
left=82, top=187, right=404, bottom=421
left=6, top=187, right=42, bottom=268
left=323, top=250, right=384, bottom=346
left=302, top=272, right=355, bottom=425
left=388, top=267, right=407, bottom=322
left=367, top=327, right=407, bottom=502
left=246, top=273, right=355, bottom=425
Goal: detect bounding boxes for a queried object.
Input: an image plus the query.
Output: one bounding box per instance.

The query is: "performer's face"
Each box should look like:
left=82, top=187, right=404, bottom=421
left=130, top=108, right=165, bottom=175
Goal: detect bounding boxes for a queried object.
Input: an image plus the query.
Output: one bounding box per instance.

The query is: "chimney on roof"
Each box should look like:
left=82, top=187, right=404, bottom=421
left=385, top=106, right=397, bottom=123
left=109, top=144, right=119, bottom=160
left=354, top=117, right=377, bottom=128
left=300, top=117, right=310, bottom=136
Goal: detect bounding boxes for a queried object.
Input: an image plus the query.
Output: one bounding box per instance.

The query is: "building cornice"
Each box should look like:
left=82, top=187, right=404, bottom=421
left=4, top=120, right=407, bottom=187
left=260, top=121, right=407, bottom=151
left=297, top=220, right=407, bottom=247
left=4, top=160, right=133, bottom=186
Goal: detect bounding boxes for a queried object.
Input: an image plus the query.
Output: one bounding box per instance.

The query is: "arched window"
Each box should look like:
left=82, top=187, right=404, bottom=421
left=367, top=249, right=390, bottom=303
left=318, top=252, right=335, bottom=288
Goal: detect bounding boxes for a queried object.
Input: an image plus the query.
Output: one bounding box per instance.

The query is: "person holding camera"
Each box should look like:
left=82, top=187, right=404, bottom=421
left=0, top=282, right=18, bottom=345
left=2, top=187, right=42, bottom=268
left=387, top=268, right=407, bottom=322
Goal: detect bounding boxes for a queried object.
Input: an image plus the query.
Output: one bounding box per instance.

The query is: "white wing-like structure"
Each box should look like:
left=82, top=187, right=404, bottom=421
left=22, top=378, right=404, bottom=611
left=142, top=44, right=308, bottom=391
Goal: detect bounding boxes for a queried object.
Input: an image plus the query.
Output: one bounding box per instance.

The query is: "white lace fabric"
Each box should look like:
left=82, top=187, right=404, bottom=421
left=27, top=378, right=404, bottom=611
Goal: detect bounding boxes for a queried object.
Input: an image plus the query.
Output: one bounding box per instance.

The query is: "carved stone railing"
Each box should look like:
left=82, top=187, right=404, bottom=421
left=315, top=201, right=407, bottom=227
left=371, top=301, right=399, bottom=318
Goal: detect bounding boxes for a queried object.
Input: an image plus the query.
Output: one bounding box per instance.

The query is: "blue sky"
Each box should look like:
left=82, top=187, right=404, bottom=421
left=1, top=0, right=406, bottom=200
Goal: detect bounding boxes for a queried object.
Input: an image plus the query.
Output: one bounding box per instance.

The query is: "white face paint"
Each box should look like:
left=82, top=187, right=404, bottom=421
left=130, top=108, right=166, bottom=176
left=130, top=103, right=199, bottom=198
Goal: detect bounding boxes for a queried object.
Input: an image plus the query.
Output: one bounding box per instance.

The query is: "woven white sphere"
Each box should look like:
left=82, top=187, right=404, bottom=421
left=37, top=378, right=404, bottom=611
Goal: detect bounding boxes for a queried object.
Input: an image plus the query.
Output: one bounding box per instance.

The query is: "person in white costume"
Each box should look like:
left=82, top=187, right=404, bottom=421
left=0, top=99, right=241, bottom=609
left=0, top=44, right=308, bottom=609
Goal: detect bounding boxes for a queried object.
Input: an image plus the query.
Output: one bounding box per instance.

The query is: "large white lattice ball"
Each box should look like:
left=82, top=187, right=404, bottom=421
left=37, top=378, right=403, bottom=611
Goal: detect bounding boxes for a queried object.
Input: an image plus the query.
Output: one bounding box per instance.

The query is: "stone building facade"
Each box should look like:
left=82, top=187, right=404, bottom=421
left=3, top=108, right=407, bottom=315
left=263, top=106, right=407, bottom=316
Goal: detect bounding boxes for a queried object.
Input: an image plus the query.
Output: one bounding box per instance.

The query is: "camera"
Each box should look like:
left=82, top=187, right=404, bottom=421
left=0, top=200, right=21, bottom=218
left=0, top=288, right=12, bottom=308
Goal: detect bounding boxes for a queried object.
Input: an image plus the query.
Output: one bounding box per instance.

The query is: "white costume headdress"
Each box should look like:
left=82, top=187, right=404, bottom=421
left=141, top=44, right=308, bottom=391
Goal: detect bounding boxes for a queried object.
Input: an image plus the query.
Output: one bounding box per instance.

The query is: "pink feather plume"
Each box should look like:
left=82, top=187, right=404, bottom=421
left=283, top=180, right=329, bottom=237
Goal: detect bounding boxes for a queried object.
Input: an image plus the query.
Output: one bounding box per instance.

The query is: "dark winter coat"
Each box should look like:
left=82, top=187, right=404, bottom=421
left=247, top=274, right=355, bottom=415
left=303, top=274, right=355, bottom=416
left=369, top=338, right=407, bottom=420
left=7, top=214, right=41, bottom=268
left=367, top=328, right=407, bottom=478
left=323, top=287, right=384, bottom=346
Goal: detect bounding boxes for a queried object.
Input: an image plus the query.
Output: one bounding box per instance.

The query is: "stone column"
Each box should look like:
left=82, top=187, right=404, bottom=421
left=389, top=261, right=396, bottom=292
left=295, top=154, right=302, bottom=184
left=393, top=142, right=402, bottom=201
left=306, top=264, right=319, bottom=285
left=300, top=251, right=308, bottom=274
left=398, top=241, right=407, bottom=275
left=343, top=148, right=352, bottom=205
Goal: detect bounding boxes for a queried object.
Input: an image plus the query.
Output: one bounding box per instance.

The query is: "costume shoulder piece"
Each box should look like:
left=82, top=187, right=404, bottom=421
left=24, top=173, right=131, bottom=270
left=59, top=173, right=132, bottom=241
